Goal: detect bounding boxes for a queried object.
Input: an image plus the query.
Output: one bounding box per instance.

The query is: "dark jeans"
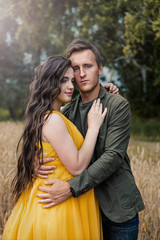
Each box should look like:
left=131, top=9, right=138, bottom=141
left=101, top=211, right=139, bottom=240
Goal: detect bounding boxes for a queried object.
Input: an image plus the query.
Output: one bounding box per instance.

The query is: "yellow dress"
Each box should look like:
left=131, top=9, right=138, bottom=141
left=3, top=111, right=102, bottom=240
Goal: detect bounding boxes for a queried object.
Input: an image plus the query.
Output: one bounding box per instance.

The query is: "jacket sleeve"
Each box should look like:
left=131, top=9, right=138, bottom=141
left=68, top=98, right=131, bottom=197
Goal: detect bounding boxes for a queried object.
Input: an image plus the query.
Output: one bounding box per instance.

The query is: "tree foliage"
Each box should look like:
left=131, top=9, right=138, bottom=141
left=0, top=0, right=159, bottom=119
left=123, top=0, right=160, bottom=116
left=75, top=0, right=160, bottom=117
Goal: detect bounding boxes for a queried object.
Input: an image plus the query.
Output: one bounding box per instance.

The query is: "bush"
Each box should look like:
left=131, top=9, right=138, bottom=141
left=131, top=117, right=160, bottom=141
left=0, top=109, right=10, bottom=121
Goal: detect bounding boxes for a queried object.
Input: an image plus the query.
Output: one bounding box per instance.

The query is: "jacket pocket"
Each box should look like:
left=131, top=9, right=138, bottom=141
left=115, top=173, right=138, bottom=209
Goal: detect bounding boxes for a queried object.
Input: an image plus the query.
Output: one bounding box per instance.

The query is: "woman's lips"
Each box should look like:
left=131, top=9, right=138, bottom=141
left=65, top=92, right=73, bottom=96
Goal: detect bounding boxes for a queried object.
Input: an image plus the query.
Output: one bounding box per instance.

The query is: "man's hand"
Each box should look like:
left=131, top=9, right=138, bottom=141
left=103, top=83, right=119, bottom=94
left=33, top=152, right=56, bottom=179
left=36, top=179, right=72, bottom=208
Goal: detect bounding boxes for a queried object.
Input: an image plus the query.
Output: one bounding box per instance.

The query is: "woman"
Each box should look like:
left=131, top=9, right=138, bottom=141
left=3, top=56, right=107, bottom=240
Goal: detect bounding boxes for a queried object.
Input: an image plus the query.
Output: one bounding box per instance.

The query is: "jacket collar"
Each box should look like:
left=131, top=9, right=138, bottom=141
left=68, top=95, right=81, bottom=123
left=69, top=84, right=107, bottom=121
left=98, top=84, right=107, bottom=99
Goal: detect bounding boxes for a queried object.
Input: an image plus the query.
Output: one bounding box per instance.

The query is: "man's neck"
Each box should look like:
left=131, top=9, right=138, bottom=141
left=80, top=84, right=100, bottom=104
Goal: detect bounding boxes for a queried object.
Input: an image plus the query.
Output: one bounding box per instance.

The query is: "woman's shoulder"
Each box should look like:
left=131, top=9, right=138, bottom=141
left=42, top=111, right=69, bottom=141
left=45, top=111, right=67, bottom=126
left=44, top=110, right=77, bottom=135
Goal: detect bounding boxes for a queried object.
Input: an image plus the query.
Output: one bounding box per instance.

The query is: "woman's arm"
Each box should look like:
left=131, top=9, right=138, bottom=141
left=42, top=99, right=107, bottom=176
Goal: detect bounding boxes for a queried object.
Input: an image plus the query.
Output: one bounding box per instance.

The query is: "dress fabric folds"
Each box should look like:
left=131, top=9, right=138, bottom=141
left=3, top=111, right=102, bottom=240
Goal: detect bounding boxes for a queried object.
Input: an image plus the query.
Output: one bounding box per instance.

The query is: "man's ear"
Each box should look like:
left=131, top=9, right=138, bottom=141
left=98, top=64, right=103, bottom=76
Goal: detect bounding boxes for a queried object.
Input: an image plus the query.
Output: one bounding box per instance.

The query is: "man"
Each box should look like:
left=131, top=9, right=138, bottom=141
left=36, top=39, right=144, bottom=240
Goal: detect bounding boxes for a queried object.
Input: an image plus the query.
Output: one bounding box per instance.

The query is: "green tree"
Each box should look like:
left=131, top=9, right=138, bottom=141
left=0, top=0, right=160, bottom=119
left=0, top=16, right=31, bottom=119
left=75, top=0, right=160, bottom=117
left=0, top=0, right=78, bottom=119
left=123, top=0, right=160, bottom=117
left=3, top=0, right=79, bottom=63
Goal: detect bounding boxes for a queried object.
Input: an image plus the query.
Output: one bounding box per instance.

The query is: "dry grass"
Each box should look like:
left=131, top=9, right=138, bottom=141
left=0, top=122, right=160, bottom=239
left=129, top=139, right=160, bottom=239
left=0, top=122, right=23, bottom=240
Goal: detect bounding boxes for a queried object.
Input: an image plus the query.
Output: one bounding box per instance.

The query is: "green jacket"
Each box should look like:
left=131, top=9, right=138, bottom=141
left=62, top=85, right=144, bottom=223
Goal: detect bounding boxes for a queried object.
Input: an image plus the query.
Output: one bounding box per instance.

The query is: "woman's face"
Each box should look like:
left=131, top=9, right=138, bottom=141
left=55, top=67, right=74, bottom=108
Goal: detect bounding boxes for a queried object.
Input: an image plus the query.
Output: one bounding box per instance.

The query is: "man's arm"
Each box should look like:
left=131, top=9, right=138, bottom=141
left=68, top=99, right=131, bottom=196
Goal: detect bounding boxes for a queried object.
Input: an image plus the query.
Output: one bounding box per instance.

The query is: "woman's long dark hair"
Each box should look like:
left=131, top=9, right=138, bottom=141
left=12, top=56, right=72, bottom=205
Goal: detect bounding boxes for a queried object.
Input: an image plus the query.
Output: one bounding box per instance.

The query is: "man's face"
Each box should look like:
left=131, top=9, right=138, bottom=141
left=70, top=50, right=102, bottom=94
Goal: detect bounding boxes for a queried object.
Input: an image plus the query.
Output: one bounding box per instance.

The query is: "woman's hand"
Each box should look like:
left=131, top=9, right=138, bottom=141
left=87, top=99, right=107, bottom=131
left=103, top=83, right=119, bottom=94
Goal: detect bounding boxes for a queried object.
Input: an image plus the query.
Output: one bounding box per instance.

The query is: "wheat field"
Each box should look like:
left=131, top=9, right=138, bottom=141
left=0, top=122, right=160, bottom=240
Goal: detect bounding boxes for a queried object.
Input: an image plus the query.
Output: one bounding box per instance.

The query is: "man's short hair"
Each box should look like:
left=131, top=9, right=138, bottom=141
left=66, top=39, right=102, bottom=68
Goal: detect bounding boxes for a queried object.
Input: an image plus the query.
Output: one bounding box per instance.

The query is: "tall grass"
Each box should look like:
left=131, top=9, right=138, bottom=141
left=129, top=139, right=160, bottom=239
left=0, top=122, right=160, bottom=239
left=0, top=122, right=23, bottom=240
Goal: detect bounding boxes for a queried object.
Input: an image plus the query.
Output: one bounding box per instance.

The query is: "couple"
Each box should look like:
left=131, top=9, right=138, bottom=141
left=3, top=39, right=144, bottom=240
